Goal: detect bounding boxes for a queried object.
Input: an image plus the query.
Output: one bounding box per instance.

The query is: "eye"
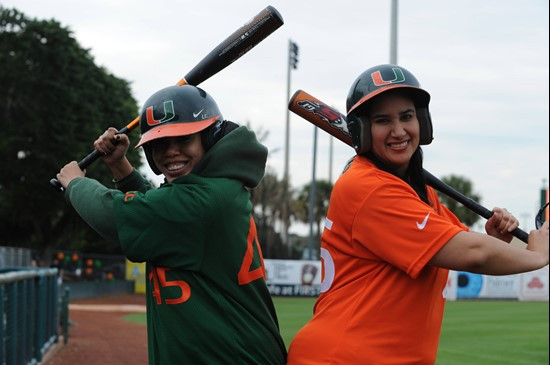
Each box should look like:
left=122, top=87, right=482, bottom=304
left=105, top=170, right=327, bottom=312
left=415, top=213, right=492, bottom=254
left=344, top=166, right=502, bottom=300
left=372, top=117, right=390, bottom=125
left=176, top=135, right=193, bottom=144
left=400, top=112, right=415, bottom=122
left=150, top=139, right=168, bottom=150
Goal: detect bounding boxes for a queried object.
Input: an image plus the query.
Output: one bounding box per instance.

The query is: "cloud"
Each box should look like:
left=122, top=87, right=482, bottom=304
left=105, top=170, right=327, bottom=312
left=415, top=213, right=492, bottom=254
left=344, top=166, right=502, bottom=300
left=4, top=0, right=548, bottom=226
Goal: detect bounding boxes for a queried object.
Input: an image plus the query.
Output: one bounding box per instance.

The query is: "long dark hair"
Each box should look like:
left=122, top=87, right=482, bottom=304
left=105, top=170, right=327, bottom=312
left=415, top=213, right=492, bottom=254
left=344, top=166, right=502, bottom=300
left=365, top=148, right=430, bottom=205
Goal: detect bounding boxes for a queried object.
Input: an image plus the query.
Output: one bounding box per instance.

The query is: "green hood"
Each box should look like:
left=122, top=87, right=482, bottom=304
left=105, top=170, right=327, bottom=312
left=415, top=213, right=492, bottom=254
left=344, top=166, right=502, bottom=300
left=190, top=125, right=267, bottom=188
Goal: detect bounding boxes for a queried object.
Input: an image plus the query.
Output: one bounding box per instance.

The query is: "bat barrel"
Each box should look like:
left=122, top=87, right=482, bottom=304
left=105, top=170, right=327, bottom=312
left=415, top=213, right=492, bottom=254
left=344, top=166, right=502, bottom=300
left=183, top=6, right=284, bottom=86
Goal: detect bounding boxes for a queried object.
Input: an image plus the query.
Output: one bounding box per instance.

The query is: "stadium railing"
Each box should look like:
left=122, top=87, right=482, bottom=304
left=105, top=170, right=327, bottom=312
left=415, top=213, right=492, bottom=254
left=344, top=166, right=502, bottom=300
left=0, top=267, right=61, bottom=365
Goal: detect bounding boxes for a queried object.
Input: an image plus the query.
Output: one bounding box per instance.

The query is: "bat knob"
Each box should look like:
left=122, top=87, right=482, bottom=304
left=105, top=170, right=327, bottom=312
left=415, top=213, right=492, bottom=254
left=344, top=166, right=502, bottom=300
left=50, top=178, right=65, bottom=192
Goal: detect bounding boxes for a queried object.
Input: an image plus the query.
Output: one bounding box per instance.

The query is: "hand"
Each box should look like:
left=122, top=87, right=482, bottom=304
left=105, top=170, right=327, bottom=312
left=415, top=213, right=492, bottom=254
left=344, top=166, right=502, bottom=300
left=57, top=161, right=85, bottom=189
left=93, top=127, right=130, bottom=167
left=485, top=207, right=519, bottom=243
left=528, top=220, right=549, bottom=266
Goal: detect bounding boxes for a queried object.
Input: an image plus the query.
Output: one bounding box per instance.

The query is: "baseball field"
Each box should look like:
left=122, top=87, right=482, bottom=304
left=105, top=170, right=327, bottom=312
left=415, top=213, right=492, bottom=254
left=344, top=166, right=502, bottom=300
left=124, top=297, right=549, bottom=364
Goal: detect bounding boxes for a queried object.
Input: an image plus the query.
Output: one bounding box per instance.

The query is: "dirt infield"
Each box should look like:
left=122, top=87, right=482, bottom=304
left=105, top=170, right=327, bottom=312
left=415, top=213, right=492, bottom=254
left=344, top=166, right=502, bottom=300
left=44, top=293, right=148, bottom=365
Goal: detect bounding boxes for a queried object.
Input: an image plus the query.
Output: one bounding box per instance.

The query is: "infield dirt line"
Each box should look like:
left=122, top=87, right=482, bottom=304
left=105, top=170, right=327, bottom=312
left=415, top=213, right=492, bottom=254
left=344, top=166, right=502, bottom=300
left=69, top=304, right=146, bottom=313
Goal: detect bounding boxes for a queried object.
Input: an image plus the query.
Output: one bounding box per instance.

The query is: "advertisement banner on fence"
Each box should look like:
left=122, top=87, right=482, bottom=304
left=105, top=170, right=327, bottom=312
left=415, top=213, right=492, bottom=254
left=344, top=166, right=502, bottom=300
left=519, top=266, right=549, bottom=301
left=456, top=271, right=520, bottom=299
left=125, top=260, right=146, bottom=294
left=445, top=270, right=458, bottom=301
left=479, top=274, right=520, bottom=298
left=261, top=261, right=548, bottom=300
left=264, top=259, right=321, bottom=297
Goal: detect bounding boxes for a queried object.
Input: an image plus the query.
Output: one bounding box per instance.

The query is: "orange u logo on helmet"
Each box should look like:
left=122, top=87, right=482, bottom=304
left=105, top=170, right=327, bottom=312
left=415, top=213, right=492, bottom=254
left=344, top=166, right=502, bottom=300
left=371, top=68, right=406, bottom=86
left=146, top=100, right=176, bottom=126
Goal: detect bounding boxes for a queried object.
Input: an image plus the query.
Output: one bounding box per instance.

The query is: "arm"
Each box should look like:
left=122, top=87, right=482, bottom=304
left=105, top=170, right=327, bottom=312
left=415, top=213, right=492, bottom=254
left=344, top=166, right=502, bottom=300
left=63, top=176, right=122, bottom=244
left=93, top=127, right=133, bottom=181
left=95, top=127, right=154, bottom=193
left=114, top=169, right=153, bottom=193
left=429, top=220, right=549, bottom=275
left=56, top=128, right=134, bottom=189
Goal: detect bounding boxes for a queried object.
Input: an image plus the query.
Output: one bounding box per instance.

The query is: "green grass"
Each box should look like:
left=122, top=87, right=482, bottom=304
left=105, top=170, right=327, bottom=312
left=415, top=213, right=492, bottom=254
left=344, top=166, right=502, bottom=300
left=123, top=298, right=549, bottom=364
left=436, top=301, right=549, bottom=365
left=124, top=312, right=147, bottom=325
left=272, top=296, right=315, bottom=346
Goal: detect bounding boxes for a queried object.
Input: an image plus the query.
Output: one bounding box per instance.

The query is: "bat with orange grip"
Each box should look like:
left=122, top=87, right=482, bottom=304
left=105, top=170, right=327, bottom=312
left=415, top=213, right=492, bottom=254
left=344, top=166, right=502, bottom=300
left=50, top=5, right=284, bottom=191
left=288, top=89, right=530, bottom=243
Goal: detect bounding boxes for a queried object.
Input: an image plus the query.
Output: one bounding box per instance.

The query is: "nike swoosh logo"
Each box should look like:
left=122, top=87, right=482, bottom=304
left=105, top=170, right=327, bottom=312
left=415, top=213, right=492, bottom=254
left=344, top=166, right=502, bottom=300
left=416, top=212, right=431, bottom=230
left=193, top=109, right=204, bottom=118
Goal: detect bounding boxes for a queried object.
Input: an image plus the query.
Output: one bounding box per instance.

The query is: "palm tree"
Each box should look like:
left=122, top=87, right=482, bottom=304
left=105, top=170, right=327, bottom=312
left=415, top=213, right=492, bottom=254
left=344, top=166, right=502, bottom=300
left=250, top=167, right=284, bottom=258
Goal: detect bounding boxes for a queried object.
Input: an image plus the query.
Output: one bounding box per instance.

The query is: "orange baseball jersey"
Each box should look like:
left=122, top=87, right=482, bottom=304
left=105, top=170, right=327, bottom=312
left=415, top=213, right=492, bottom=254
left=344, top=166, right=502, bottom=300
left=287, top=156, right=468, bottom=365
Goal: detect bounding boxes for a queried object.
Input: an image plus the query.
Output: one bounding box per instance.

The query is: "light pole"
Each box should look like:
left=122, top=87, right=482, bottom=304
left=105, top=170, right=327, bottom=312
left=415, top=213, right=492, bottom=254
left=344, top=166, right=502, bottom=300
left=541, top=178, right=548, bottom=222
left=283, top=39, right=299, bottom=256
left=390, top=0, right=398, bottom=64
left=307, top=127, right=318, bottom=260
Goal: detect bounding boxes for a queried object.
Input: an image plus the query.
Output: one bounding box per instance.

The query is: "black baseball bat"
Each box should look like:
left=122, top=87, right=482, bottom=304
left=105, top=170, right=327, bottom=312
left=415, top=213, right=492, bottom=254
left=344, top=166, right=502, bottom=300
left=50, top=5, right=284, bottom=191
left=288, top=89, right=530, bottom=243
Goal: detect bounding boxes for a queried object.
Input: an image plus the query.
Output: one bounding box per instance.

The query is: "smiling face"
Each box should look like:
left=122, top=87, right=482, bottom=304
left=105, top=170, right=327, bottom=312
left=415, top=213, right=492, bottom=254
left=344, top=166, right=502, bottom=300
left=150, top=133, right=205, bottom=182
left=368, top=91, right=420, bottom=177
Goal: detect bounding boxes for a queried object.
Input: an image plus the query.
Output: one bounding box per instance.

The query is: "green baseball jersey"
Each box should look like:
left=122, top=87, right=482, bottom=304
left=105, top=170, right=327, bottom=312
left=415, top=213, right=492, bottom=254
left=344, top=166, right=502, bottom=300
left=66, top=126, right=287, bottom=364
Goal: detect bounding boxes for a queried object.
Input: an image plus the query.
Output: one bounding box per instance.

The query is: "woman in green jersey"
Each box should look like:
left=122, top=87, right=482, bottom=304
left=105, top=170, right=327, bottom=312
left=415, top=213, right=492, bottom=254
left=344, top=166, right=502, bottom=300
left=57, top=85, right=287, bottom=364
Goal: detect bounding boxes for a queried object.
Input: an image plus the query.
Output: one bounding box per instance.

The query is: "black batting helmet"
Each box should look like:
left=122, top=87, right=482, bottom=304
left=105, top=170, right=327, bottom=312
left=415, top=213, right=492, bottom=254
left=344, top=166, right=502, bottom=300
left=136, top=85, right=225, bottom=174
left=346, top=64, right=433, bottom=154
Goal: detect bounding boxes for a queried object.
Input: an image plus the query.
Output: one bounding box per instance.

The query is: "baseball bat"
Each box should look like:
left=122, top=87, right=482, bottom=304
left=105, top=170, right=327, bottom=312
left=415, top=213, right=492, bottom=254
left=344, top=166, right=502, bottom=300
left=288, top=89, right=530, bottom=243
left=50, top=5, right=284, bottom=191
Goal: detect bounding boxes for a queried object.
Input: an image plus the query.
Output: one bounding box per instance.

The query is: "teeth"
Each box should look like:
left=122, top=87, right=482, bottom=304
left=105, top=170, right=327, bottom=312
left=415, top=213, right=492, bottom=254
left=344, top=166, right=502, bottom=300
left=166, top=163, right=186, bottom=171
left=390, top=141, right=408, bottom=149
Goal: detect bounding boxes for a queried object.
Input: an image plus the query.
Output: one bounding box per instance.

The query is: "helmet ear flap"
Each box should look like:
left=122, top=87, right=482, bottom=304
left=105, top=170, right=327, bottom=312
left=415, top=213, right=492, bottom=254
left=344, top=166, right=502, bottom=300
left=417, top=107, right=433, bottom=145
left=201, top=119, right=224, bottom=151
left=201, top=120, right=240, bottom=151
left=347, top=112, right=371, bottom=155
left=143, top=145, right=161, bottom=175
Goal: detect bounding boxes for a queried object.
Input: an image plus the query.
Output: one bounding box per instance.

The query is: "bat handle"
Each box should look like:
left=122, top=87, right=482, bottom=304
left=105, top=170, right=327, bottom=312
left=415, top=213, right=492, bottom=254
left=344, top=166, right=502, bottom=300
left=423, top=169, right=530, bottom=244
left=510, top=227, right=529, bottom=243
left=50, top=126, right=132, bottom=192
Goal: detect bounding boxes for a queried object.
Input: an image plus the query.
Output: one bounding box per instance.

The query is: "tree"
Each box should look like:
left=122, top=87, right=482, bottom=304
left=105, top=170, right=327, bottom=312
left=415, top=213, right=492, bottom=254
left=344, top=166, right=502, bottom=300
left=250, top=167, right=284, bottom=258
left=0, top=7, right=142, bottom=263
left=292, top=180, right=333, bottom=258
left=436, top=174, right=481, bottom=227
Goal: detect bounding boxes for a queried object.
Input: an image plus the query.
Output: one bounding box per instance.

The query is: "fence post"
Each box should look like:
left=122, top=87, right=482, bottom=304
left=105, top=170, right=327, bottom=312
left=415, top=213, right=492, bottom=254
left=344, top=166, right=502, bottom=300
left=61, top=287, right=70, bottom=344
left=0, top=285, right=4, bottom=363
left=34, top=273, right=46, bottom=363
left=6, top=282, right=16, bottom=365
left=26, top=275, right=36, bottom=365
left=18, top=279, right=27, bottom=364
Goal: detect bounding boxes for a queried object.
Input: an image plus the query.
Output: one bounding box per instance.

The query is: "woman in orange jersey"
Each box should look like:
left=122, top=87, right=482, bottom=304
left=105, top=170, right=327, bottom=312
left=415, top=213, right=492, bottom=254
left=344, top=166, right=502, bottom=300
left=287, top=64, right=549, bottom=365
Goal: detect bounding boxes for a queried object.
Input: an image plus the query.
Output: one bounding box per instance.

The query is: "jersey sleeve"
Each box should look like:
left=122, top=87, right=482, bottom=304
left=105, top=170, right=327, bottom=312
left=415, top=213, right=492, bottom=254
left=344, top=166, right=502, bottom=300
left=65, top=177, right=122, bottom=244
left=426, top=187, right=470, bottom=231
left=114, top=168, right=153, bottom=193
left=352, top=180, right=466, bottom=278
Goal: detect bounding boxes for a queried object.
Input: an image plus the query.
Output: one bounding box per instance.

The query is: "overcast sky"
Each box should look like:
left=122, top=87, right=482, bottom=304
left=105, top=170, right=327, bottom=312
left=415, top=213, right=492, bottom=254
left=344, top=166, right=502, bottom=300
left=4, top=0, right=548, bottom=232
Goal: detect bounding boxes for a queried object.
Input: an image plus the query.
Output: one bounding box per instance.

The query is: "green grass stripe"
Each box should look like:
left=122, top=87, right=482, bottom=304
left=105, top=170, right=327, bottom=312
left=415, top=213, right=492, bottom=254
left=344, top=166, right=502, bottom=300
left=122, top=298, right=549, bottom=364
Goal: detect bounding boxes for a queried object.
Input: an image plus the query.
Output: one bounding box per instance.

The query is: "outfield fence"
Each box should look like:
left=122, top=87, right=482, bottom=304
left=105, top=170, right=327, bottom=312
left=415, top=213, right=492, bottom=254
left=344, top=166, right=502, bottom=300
left=264, top=259, right=549, bottom=300
left=0, top=267, right=63, bottom=365
left=0, top=247, right=32, bottom=267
